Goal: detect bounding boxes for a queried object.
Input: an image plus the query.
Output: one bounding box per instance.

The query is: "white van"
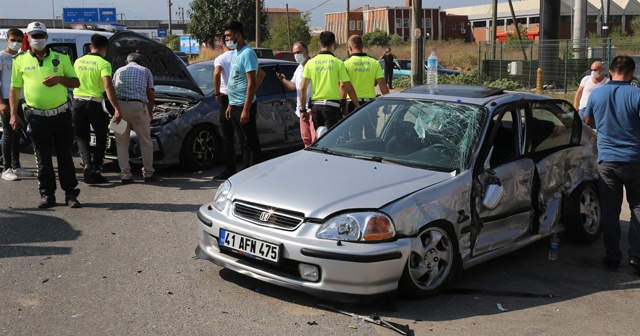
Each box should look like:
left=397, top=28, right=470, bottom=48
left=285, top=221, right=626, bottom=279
left=0, top=28, right=113, bottom=62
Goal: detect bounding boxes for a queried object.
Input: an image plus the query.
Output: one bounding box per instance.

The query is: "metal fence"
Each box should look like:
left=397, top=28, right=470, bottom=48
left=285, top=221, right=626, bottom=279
left=478, top=37, right=640, bottom=93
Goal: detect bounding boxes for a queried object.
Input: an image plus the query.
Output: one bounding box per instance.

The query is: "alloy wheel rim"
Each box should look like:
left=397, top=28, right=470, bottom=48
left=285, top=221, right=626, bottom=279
left=579, top=188, right=601, bottom=234
left=193, top=130, right=215, bottom=166
left=408, top=227, right=453, bottom=290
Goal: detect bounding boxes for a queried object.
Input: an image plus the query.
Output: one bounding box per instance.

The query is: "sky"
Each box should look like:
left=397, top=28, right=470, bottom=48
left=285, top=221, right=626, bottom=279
left=3, top=0, right=489, bottom=27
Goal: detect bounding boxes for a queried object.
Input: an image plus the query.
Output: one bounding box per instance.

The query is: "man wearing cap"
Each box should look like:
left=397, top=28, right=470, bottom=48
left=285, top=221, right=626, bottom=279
left=9, top=22, right=81, bottom=208
left=342, top=35, right=389, bottom=140
left=299, top=31, right=360, bottom=130
left=72, top=33, right=121, bottom=184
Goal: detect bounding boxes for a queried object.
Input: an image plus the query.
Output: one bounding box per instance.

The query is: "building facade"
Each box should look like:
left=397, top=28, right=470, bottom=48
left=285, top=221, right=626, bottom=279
left=265, top=7, right=302, bottom=27
left=325, top=1, right=471, bottom=44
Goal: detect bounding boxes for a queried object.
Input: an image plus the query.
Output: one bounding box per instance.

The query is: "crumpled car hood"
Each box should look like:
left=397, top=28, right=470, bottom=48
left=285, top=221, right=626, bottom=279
left=228, top=150, right=454, bottom=218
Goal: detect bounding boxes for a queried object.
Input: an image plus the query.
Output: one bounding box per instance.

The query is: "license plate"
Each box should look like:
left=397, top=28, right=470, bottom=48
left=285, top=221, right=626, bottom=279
left=89, top=135, right=111, bottom=149
left=219, top=229, right=280, bottom=263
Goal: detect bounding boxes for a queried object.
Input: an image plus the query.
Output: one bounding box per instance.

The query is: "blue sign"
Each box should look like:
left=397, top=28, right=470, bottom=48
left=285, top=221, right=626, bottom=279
left=63, top=7, right=117, bottom=23
left=99, top=8, right=117, bottom=22
left=180, top=35, right=200, bottom=54
left=157, top=29, right=168, bottom=38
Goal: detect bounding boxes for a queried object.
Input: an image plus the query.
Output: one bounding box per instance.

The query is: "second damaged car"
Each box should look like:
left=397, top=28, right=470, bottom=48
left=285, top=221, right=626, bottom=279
left=196, top=85, right=601, bottom=302
left=94, top=31, right=303, bottom=171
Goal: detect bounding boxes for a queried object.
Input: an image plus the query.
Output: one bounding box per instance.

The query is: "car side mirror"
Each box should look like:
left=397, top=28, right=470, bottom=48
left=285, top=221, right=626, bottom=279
left=316, top=126, right=329, bottom=139
left=482, top=183, right=504, bottom=210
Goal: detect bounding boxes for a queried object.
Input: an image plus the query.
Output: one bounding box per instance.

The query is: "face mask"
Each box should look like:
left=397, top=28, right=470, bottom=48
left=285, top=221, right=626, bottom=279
left=30, top=39, right=47, bottom=51
left=226, top=35, right=238, bottom=50
left=591, top=71, right=600, bottom=77
left=294, top=53, right=306, bottom=65
left=8, top=41, right=21, bottom=52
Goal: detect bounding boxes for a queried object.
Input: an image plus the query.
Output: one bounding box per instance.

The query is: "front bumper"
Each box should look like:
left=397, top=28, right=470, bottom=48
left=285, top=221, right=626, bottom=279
left=195, top=204, right=411, bottom=303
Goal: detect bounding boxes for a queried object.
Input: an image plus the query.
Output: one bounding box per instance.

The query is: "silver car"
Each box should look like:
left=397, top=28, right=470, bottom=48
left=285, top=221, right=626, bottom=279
left=196, top=85, right=601, bottom=302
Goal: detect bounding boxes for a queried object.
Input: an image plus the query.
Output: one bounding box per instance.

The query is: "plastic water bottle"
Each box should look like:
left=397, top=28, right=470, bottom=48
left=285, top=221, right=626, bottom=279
left=548, top=233, right=559, bottom=260
left=426, top=51, right=439, bottom=85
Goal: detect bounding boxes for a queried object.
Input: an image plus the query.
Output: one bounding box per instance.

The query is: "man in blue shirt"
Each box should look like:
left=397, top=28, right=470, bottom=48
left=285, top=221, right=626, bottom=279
left=222, top=20, right=264, bottom=172
left=584, top=55, right=640, bottom=272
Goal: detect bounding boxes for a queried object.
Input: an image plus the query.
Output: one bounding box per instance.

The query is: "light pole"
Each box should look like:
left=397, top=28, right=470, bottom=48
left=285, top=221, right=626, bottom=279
left=51, top=0, right=56, bottom=28
left=168, top=0, right=173, bottom=35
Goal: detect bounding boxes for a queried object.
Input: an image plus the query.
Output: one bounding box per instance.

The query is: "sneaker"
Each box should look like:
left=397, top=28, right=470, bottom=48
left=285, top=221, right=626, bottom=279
left=65, top=196, right=81, bottom=208
left=13, top=167, right=34, bottom=177
left=630, top=256, right=640, bottom=272
left=144, top=175, right=160, bottom=183
left=85, top=172, right=108, bottom=184
left=2, top=169, right=19, bottom=181
left=213, top=170, right=234, bottom=181
left=121, top=178, right=134, bottom=185
left=38, top=195, right=56, bottom=208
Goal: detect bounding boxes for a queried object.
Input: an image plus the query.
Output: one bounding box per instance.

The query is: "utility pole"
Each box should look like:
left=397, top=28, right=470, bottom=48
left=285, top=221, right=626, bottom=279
left=256, top=0, right=260, bottom=47
left=168, top=0, right=173, bottom=35
left=411, top=0, right=424, bottom=87
left=176, top=7, right=185, bottom=24
left=286, top=4, right=291, bottom=50
left=346, top=0, right=350, bottom=47
left=491, top=0, right=497, bottom=59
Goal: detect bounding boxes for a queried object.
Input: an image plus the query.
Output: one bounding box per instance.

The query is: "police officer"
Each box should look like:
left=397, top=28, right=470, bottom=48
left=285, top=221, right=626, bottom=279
left=342, top=35, right=389, bottom=139
left=299, top=31, right=359, bottom=130
left=9, top=22, right=81, bottom=208
left=72, top=33, right=121, bottom=184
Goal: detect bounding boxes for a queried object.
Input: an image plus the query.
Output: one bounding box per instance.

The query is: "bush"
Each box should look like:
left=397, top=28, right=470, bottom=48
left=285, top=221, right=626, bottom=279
left=392, top=69, right=520, bottom=90
left=362, top=30, right=391, bottom=47
left=162, top=34, right=180, bottom=51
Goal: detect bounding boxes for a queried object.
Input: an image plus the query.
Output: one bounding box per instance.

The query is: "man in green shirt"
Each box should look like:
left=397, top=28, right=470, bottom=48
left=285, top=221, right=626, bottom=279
left=9, top=22, right=82, bottom=208
left=342, top=34, right=389, bottom=139
left=72, top=33, right=121, bottom=184
left=299, top=31, right=359, bottom=130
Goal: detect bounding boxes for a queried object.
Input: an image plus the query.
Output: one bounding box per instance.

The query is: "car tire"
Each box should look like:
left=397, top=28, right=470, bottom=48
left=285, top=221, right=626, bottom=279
left=180, top=124, right=218, bottom=172
left=631, top=79, right=640, bottom=87
left=562, top=182, right=601, bottom=243
left=398, top=221, right=460, bottom=299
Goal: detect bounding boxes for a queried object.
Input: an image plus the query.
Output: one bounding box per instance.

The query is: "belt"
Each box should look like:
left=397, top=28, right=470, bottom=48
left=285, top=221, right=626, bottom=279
left=74, top=96, right=103, bottom=103
left=311, top=100, right=341, bottom=108
left=24, top=102, right=70, bottom=117
left=118, top=98, right=144, bottom=104
left=349, top=98, right=375, bottom=103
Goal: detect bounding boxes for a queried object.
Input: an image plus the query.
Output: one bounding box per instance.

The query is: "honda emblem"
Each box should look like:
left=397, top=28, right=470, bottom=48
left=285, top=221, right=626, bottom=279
left=259, top=211, right=272, bottom=222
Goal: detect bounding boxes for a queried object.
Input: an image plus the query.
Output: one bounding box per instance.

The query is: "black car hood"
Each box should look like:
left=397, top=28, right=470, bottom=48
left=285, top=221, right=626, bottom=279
left=106, top=31, right=203, bottom=96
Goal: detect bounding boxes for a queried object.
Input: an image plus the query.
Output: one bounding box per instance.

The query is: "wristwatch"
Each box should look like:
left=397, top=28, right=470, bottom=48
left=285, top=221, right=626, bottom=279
left=300, top=108, right=307, bottom=113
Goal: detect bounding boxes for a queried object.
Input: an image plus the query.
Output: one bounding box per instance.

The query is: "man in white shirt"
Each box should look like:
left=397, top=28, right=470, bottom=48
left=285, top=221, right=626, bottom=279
left=213, top=43, right=235, bottom=181
left=574, top=61, right=606, bottom=125
left=276, top=41, right=315, bottom=147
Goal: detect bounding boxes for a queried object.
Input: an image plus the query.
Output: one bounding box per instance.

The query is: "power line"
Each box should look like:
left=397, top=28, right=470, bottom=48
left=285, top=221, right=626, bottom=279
left=303, top=0, right=331, bottom=13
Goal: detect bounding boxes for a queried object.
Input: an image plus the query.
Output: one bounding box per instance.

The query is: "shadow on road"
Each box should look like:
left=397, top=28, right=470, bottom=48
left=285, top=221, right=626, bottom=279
left=0, top=209, right=82, bottom=258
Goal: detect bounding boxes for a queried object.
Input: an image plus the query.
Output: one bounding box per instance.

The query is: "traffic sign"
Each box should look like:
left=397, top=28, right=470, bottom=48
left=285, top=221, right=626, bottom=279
left=158, top=29, right=168, bottom=38
left=99, top=8, right=117, bottom=22
left=63, top=7, right=117, bottom=23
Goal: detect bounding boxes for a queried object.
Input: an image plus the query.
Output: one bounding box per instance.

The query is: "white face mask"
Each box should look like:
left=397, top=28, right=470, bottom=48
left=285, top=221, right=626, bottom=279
left=591, top=71, right=600, bottom=77
left=294, top=53, right=306, bottom=65
left=8, top=41, right=21, bottom=52
left=226, top=40, right=237, bottom=50
left=30, top=39, right=47, bottom=51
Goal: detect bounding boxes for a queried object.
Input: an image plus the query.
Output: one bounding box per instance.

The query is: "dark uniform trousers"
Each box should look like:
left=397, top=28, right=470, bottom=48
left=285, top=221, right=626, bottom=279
left=311, top=104, right=342, bottom=130
left=218, top=95, right=237, bottom=175
left=228, top=102, right=261, bottom=169
left=29, top=110, right=79, bottom=197
left=71, top=99, right=110, bottom=171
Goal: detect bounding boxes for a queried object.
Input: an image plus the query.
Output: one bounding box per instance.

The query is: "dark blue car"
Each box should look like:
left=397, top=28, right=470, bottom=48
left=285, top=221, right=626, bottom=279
left=97, top=32, right=303, bottom=171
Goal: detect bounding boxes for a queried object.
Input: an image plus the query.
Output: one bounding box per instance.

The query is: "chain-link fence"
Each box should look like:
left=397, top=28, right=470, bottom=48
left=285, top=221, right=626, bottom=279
left=478, top=37, right=640, bottom=93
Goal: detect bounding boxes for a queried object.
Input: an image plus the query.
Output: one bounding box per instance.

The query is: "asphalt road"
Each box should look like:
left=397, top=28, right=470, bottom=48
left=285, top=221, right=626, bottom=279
left=1, top=152, right=639, bottom=336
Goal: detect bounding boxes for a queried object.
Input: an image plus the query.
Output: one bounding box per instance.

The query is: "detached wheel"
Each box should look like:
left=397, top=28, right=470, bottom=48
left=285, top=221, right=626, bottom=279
left=180, top=124, right=218, bottom=171
left=563, top=183, right=601, bottom=243
left=398, top=222, right=459, bottom=299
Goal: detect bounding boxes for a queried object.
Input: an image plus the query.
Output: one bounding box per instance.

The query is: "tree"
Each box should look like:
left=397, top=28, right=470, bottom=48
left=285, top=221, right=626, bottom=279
left=162, top=34, right=180, bottom=51
left=264, top=12, right=312, bottom=51
left=362, top=30, right=391, bottom=47
left=187, top=0, right=269, bottom=47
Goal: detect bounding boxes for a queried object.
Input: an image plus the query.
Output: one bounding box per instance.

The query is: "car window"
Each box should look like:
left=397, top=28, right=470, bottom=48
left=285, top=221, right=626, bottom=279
left=256, top=65, right=285, bottom=96
left=530, top=102, right=575, bottom=152
left=50, top=43, right=77, bottom=61
left=313, top=99, right=486, bottom=172
left=82, top=43, right=91, bottom=56
left=488, top=110, right=519, bottom=167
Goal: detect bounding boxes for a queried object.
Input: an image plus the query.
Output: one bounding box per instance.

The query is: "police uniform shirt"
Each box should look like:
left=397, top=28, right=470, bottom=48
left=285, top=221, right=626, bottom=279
left=11, top=48, right=76, bottom=110
left=344, top=53, right=384, bottom=99
left=302, top=51, right=350, bottom=101
left=73, top=53, right=112, bottom=98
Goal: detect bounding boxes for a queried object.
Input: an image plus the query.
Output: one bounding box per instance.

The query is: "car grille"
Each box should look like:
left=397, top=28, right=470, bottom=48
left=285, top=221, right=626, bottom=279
left=233, top=200, right=304, bottom=230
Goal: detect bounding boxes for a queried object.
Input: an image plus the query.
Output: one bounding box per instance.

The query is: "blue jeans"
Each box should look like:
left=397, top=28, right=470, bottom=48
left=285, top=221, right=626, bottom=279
left=598, top=162, right=640, bottom=261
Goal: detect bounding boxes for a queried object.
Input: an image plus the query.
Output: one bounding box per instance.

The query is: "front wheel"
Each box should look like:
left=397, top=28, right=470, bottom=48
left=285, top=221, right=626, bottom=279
left=398, top=222, right=459, bottom=299
left=180, top=124, right=218, bottom=171
left=563, top=183, right=601, bottom=243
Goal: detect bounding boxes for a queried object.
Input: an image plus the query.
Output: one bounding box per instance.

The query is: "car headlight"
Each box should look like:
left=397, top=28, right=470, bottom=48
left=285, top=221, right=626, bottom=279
left=213, top=180, right=231, bottom=211
left=316, top=212, right=395, bottom=242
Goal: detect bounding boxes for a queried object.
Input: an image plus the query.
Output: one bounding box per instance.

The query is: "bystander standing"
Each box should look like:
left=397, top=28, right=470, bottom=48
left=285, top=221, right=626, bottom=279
left=575, top=61, right=606, bottom=123
left=212, top=42, right=236, bottom=181
left=379, top=47, right=396, bottom=90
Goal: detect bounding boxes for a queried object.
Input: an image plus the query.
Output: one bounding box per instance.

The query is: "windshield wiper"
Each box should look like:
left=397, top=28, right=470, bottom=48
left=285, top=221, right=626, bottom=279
left=306, top=146, right=350, bottom=157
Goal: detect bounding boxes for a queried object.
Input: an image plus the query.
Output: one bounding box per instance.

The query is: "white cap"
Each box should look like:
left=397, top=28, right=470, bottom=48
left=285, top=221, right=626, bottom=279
left=26, top=22, right=47, bottom=35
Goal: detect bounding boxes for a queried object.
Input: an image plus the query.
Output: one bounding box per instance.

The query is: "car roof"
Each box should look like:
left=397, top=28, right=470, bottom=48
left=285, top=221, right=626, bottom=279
left=194, top=59, right=300, bottom=66
left=383, top=84, right=557, bottom=106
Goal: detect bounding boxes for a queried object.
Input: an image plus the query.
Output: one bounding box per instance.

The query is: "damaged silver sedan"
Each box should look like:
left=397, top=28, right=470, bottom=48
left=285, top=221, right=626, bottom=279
left=195, top=85, right=600, bottom=302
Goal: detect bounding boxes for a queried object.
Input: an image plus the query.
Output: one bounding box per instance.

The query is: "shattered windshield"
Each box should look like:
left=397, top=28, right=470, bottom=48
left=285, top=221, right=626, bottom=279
left=312, top=99, right=486, bottom=172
